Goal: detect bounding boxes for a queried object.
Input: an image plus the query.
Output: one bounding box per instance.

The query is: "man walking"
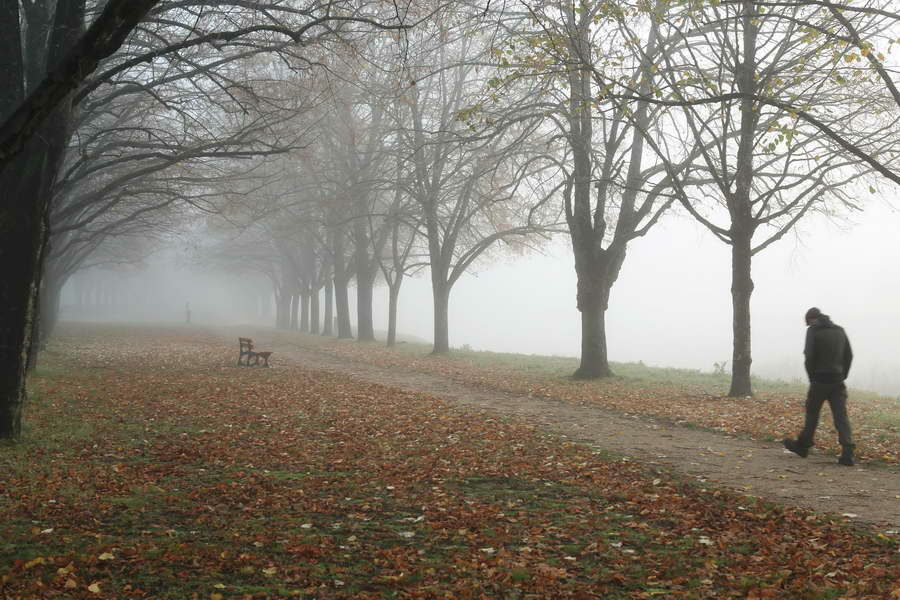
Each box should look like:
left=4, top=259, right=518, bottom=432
left=783, top=307, right=856, bottom=466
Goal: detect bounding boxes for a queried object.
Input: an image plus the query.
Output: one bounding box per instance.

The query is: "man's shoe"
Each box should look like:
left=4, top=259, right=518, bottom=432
left=783, top=438, right=809, bottom=458
left=838, top=445, right=855, bottom=467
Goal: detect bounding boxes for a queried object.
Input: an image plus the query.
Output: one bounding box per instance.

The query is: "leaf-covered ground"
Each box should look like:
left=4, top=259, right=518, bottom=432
left=272, top=333, right=899, bottom=466
left=1, top=324, right=898, bottom=599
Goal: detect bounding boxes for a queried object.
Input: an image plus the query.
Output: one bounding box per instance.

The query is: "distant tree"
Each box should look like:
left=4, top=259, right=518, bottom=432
left=377, top=169, right=424, bottom=347
left=398, top=12, right=560, bottom=354
left=41, top=85, right=291, bottom=347
left=318, top=82, right=395, bottom=342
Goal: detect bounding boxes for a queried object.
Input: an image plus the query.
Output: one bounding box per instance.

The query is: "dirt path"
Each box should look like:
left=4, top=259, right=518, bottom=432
left=255, top=336, right=899, bottom=533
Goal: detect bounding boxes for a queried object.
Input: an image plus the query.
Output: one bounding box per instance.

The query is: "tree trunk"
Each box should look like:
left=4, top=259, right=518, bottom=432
left=0, top=0, right=86, bottom=439
left=323, top=279, right=333, bottom=336
left=356, top=266, right=375, bottom=342
left=386, top=275, right=402, bottom=347
left=431, top=282, right=450, bottom=354
left=729, top=232, right=754, bottom=397
left=44, top=277, right=62, bottom=343
left=29, top=269, right=65, bottom=373
left=0, top=150, right=44, bottom=438
left=300, top=285, right=309, bottom=333
left=331, top=227, right=353, bottom=339
left=334, top=276, right=353, bottom=339
left=727, top=2, right=759, bottom=398
left=26, top=284, right=43, bottom=374
left=573, top=275, right=613, bottom=379
left=310, top=285, right=320, bottom=334
left=289, top=290, right=299, bottom=331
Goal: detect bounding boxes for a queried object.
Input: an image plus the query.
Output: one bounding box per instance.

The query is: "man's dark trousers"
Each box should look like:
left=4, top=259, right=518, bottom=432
left=798, top=381, right=853, bottom=448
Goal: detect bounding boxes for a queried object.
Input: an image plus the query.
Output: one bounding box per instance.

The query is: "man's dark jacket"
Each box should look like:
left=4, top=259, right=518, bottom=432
left=804, top=316, right=853, bottom=383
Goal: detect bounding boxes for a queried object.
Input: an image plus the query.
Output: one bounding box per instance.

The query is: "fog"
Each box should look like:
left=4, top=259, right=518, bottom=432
left=386, top=202, right=899, bottom=395
left=61, top=200, right=900, bottom=396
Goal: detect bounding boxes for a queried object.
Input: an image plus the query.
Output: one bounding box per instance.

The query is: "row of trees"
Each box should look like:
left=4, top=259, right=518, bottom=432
left=3, top=0, right=900, bottom=439
left=196, top=11, right=561, bottom=353
left=0, top=0, right=416, bottom=438
left=200, top=0, right=899, bottom=397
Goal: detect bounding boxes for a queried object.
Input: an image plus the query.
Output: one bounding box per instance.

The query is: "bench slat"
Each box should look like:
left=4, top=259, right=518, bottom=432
left=238, top=337, right=272, bottom=367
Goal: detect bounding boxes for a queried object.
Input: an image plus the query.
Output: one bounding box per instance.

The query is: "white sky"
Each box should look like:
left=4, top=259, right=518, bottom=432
left=376, top=200, right=900, bottom=394
left=61, top=199, right=900, bottom=395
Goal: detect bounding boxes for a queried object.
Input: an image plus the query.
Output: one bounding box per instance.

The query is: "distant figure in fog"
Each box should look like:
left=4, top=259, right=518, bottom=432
left=783, top=307, right=855, bottom=466
left=185, top=302, right=191, bottom=325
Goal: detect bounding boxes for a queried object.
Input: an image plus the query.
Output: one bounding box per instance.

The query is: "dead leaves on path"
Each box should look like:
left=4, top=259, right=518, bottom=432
left=1, top=325, right=897, bottom=598
left=307, top=340, right=898, bottom=465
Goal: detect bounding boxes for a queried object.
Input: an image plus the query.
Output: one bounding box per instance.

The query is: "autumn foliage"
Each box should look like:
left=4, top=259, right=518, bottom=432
left=1, top=325, right=897, bottom=598
left=288, top=334, right=899, bottom=466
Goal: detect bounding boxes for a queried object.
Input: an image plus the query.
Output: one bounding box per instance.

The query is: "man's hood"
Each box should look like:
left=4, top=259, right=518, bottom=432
left=814, top=314, right=836, bottom=328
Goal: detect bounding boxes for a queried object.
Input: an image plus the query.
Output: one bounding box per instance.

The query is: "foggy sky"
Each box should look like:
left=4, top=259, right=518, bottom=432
left=61, top=200, right=900, bottom=396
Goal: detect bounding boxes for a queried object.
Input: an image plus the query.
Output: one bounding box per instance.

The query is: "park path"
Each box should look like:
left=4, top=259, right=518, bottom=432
left=241, top=333, right=899, bottom=534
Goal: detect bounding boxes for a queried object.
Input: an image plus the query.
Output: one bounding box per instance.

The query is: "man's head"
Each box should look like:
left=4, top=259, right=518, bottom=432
left=805, top=307, right=822, bottom=326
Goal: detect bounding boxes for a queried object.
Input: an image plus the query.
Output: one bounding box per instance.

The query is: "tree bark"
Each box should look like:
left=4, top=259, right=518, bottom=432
left=334, top=276, right=352, bottom=339
left=289, top=289, right=299, bottom=331
left=386, top=275, right=402, bottom=347
left=0, top=145, right=46, bottom=437
left=431, top=282, right=450, bottom=354
left=573, top=274, right=614, bottom=378
left=729, top=232, right=754, bottom=397
left=0, top=0, right=86, bottom=439
left=355, top=266, right=375, bottom=341
left=322, top=278, right=333, bottom=336
left=332, top=228, right=353, bottom=339
left=727, top=1, right=759, bottom=398
left=33, top=269, right=65, bottom=366
left=300, top=283, right=309, bottom=333
left=25, top=263, right=46, bottom=375
left=310, top=285, right=320, bottom=334
left=353, top=215, right=376, bottom=341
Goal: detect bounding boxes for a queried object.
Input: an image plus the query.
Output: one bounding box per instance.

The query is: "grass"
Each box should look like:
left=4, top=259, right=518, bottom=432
left=1, top=324, right=896, bottom=598
left=283, top=329, right=890, bottom=396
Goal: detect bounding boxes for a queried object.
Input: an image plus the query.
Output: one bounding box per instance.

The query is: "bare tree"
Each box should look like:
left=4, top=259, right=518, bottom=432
left=490, top=1, right=684, bottom=377
left=634, top=0, right=896, bottom=395
left=377, top=167, right=424, bottom=347
left=399, top=13, right=560, bottom=354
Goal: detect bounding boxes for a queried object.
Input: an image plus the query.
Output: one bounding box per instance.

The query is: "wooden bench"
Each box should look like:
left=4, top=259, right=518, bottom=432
left=238, top=337, right=273, bottom=367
